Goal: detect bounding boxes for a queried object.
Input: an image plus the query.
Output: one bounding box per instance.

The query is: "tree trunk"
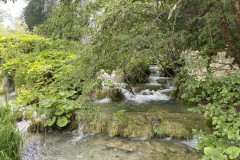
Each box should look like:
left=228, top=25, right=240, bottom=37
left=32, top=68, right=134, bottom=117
left=217, top=1, right=240, bottom=65
left=231, top=0, right=240, bottom=39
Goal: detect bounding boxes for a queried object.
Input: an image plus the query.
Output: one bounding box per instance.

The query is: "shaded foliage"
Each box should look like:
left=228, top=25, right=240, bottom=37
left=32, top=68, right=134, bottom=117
left=24, top=0, right=46, bottom=31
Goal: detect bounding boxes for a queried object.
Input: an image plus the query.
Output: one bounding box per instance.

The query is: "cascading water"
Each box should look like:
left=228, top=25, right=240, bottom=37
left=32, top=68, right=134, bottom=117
left=3, top=76, right=13, bottom=93
left=97, top=65, right=175, bottom=103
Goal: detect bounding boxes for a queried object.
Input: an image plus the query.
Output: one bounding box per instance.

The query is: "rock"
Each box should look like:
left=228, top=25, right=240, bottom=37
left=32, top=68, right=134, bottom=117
left=109, top=89, right=125, bottom=101
left=94, top=88, right=125, bottom=101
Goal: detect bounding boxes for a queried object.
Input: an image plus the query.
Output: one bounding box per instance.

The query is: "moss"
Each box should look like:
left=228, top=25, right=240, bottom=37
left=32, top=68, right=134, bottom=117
left=109, top=88, right=125, bottom=101
left=94, top=88, right=125, bottom=101
left=205, top=118, right=213, bottom=130
left=156, top=79, right=174, bottom=85
left=66, top=120, right=79, bottom=131
left=28, top=121, right=45, bottom=133
left=134, top=85, right=166, bottom=93
left=0, top=71, right=4, bottom=94
left=171, top=88, right=180, bottom=98
left=94, top=90, right=108, bottom=100
left=82, top=109, right=209, bottom=139
left=181, top=98, right=198, bottom=106
left=156, top=120, right=192, bottom=139
left=83, top=113, right=154, bottom=138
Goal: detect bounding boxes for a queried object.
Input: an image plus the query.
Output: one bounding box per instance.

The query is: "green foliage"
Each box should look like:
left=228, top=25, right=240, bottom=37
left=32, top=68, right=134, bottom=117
left=0, top=34, right=50, bottom=55
left=176, top=51, right=240, bottom=159
left=35, top=0, right=90, bottom=40
left=124, top=58, right=151, bottom=84
left=0, top=105, right=23, bottom=160
left=1, top=0, right=240, bottom=158
left=0, top=34, right=100, bottom=129
left=114, top=109, right=128, bottom=123
left=24, top=0, right=46, bottom=31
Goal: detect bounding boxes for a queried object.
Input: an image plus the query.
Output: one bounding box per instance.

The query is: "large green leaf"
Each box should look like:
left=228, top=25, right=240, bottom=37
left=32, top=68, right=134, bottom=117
left=204, top=147, right=227, bottom=160
left=56, top=116, right=68, bottom=127
left=225, top=146, right=240, bottom=159
left=44, top=116, right=56, bottom=127
left=63, top=101, right=75, bottom=112
left=55, top=107, right=64, bottom=116
left=39, top=97, right=57, bottom=108
left=44, top=107, right=55, bottom=117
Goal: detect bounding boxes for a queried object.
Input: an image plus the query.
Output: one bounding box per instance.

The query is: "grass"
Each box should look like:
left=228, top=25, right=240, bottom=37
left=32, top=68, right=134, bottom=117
left=0, top=105, right=23, bottom=160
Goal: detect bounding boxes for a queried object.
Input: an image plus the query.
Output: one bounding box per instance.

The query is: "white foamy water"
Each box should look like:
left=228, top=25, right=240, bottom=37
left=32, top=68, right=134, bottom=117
left=121, top=88, right=171, bottom=103
left=162, top=136, right=173, bottom=141
left=97, top=98, right=111, bottom=103
left=17, top=120, right=31, bottom=133
left=96, top=65, right=175, bottom=104
left=181, top=135, right=200, bottom=150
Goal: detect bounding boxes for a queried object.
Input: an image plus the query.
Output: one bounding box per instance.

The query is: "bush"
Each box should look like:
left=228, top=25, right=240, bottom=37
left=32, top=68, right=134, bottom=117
left=124, top=60, right=151, bottom=85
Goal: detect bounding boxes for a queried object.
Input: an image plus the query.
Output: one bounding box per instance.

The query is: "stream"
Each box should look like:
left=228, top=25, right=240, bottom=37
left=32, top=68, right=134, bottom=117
left=2, top=65, right=203, bottom=160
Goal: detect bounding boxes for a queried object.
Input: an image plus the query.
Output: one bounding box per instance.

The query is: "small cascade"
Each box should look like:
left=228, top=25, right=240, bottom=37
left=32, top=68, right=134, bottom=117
left=71, top=122, right=95, bottom=144
left=181, top=135, right=199, bottom=150
left=3, top=76, right=14, bottom=93
left=17, top=120, right=31, bottom=133
left=97, top=65, right=175, bottom=103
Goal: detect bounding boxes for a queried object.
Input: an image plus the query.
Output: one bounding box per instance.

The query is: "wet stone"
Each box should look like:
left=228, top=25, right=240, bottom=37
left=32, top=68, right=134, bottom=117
left=156, top=79, right=174, bottom=85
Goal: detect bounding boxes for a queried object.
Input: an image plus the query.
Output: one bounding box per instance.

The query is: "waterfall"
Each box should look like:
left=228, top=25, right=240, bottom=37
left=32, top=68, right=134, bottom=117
left=97, top=65, right=176, bottom=104
left=3, top=76, right=15, bottom=93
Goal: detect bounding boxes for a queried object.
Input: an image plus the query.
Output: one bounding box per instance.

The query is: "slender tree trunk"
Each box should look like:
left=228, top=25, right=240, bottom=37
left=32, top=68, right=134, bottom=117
left=231, top=0, right=240, bottom=39
left=216, top=1, right=240, bottom=65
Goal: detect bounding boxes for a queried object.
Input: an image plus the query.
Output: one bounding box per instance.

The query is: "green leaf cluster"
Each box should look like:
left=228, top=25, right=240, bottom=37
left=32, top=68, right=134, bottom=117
left=176, top=51, right=240, bottom=159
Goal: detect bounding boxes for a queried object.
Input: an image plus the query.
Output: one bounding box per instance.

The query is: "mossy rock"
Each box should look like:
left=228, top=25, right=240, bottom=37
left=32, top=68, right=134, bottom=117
left=94, top=88, right=125, bottom=101
left=134, top=85, right=166, bottom=93
left=171, top=89, right=179, bottom=98
left=156, top=79, right=174, bottom=85
left=205, top=118, right=213, bottom=131
left=83, top=113, right=154, bottom=138
left=156, top=120, right=192, bottom=138
left=66, top=120, right=79, bottom=131
left=181, top=98, right=198, bottom=106
left=94, top=90, right=109, bottom=100
left=109, top=88, right=125, bottom=101
left=82, top=109, right=210, bottom=139
left=28, top=121, right=45, bottom=133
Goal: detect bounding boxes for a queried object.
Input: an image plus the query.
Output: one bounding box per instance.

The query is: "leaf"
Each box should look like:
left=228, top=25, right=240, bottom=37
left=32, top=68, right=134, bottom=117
left=225, top=146, right=240, bottom=159
left=39, top=97, right=57, bottom=108
left=63, top=101, right=74, bottom=111
left=204, top=147, right=227, bottom=160
left=44, top=116, right=56, bottom=127
left=66, top=112, right=72, bottom=118
left=56, top=116, right=68, bottom=127
left=55, top=107, right=64, bottom=116
left=44, top=107, right=54, bottom=116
